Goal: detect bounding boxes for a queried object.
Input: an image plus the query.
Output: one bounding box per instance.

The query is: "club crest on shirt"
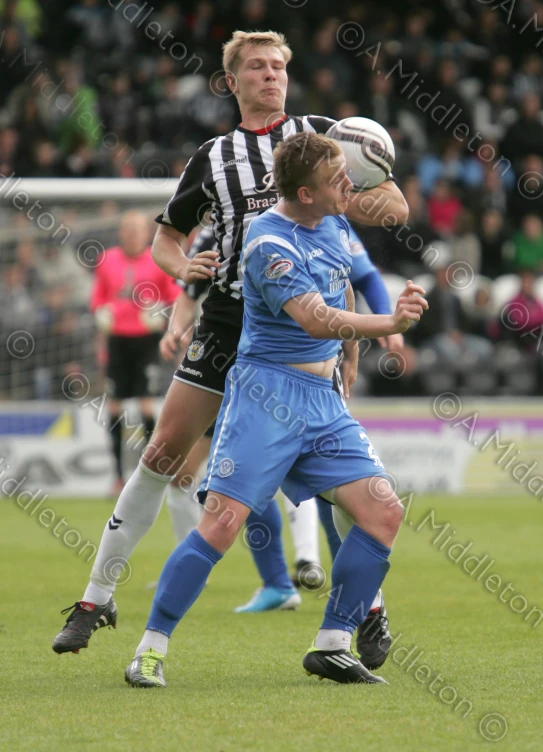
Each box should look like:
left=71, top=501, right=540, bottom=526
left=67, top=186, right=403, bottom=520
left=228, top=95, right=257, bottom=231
left=340, top=229, right=350, bottom=253
left=218, top=458, right=235, bottom=477
left=187, top=340, right=205, bottom=361
left=265, top=258, right=293, bottom=280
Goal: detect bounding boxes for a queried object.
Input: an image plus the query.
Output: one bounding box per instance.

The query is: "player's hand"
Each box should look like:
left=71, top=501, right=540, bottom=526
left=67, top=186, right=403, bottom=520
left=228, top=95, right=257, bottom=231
left=391, top=281, right=428, bottom=334
left=180, top=250, right=221, bottom=284
left=377, top=332, right=405, bottom=350
left=160, top=330, right=182, bottom=361
left=94, top=305, right=113, bottom=333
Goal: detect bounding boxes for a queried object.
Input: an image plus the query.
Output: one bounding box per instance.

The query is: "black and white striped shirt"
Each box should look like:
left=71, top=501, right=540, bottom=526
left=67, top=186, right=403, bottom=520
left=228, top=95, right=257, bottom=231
left=156, top=114, right=335, bottom=328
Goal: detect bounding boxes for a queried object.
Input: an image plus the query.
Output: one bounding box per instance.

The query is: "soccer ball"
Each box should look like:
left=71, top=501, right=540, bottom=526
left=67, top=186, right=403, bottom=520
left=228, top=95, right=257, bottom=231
left=326, top=117, right=395, bottom=191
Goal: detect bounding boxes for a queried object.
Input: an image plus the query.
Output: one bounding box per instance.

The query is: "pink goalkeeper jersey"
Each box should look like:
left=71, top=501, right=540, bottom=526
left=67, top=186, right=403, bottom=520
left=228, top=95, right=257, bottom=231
left=90, top=246, right=179, bottom=337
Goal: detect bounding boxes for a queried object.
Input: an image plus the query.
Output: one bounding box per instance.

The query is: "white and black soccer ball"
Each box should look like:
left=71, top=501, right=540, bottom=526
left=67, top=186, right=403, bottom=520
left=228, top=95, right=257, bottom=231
left=326, top=117, right=395, bottom=191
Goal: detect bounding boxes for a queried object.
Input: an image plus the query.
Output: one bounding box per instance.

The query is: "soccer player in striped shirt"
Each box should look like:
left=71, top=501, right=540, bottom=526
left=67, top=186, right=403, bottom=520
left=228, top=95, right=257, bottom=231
left=52, top=30, right=409, bottom=662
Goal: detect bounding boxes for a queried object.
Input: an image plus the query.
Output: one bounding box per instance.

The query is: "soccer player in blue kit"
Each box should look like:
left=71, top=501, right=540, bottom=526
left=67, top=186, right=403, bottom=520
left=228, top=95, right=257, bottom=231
left=124, top=132, right=428, bottom=687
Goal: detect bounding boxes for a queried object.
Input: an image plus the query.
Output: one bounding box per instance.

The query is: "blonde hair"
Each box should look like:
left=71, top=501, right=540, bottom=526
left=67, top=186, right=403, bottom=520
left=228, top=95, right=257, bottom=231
left=222, top=30, right=292, bottom=74
left=274, top=133, right=343, bottom=201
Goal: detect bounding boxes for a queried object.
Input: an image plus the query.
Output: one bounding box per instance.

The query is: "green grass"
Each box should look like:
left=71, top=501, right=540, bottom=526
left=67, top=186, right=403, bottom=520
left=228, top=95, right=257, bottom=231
left=1, top=494, right=541, bottom=752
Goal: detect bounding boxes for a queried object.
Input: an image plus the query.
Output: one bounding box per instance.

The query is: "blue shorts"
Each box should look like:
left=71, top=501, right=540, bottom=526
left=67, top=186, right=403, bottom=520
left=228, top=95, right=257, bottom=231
left=198, top=356, right=387, bottom=515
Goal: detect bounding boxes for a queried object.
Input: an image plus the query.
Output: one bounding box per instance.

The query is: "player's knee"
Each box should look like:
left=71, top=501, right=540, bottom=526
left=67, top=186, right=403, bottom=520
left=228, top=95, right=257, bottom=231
left=379, top=495, right=404, bottom=536
left=142, top=434, right=187, bottom=477
left=199, top=496, right=243, bottom=548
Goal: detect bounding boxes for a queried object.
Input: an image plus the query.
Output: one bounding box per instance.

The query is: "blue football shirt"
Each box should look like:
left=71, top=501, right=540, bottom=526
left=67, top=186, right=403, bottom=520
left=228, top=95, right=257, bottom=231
left=239, top=206, right=353, bottom=364
left=350, top=231, right=377, bottom=284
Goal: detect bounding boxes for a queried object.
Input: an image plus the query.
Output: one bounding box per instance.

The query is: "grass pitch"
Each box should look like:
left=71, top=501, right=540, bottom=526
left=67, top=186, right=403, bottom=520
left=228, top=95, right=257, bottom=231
left=1, top=493, right=541, bottom=752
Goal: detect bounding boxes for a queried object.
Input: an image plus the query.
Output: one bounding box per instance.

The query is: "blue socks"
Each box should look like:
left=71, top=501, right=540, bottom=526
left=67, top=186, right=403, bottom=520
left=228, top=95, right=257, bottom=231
left=316, top=495, right=342, bottom=561
left=246, top=499, right=293, bottom=590
left=147, top=529, right=223, bottom=636
left=321, top=524, right=391, bottom=634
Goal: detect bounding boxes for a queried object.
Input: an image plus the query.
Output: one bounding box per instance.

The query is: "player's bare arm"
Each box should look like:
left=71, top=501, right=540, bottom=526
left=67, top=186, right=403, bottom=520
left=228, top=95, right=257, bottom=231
left=283, top=281, right=428, bottom=341
left=160, top=290, right=197, bottom=362
left=345, top=180, right=409, bottom=227
left=341, top=280, right=359, bottom=398
left=152, top=224, right=221, bottom=283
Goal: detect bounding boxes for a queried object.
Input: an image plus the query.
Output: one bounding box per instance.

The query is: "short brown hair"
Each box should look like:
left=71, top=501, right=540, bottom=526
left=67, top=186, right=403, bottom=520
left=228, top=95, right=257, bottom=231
left=222, top=30, right=292, bottom=74
left=273, top=133, right=343, bottom=201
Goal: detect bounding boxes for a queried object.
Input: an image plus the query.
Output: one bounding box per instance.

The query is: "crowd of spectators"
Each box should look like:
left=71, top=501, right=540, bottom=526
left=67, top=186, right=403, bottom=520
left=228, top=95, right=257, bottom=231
left=2, top=0, right=543, bottom=397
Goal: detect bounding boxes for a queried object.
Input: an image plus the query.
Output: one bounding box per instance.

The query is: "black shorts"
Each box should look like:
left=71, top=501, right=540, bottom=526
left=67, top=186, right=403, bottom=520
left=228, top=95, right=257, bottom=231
left=204, top=421, right=216, bottom=439
left=107, top=333, right=161, bottom=399
left=174, top=317, right=240, bottom=397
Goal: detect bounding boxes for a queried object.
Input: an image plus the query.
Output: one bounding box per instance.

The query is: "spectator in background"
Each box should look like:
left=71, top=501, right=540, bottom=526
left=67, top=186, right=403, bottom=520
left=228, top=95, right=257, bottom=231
left=500, top=93, right=543, bottom=168
left=469, top=166, right=508, bottom=219
left=389, top=175, right=433, bottom=277
left=33, top=285, right=94, bottom=399
left=151, top=77, right=191, bottom=148
left=508, top=154, right=543, bottom=227
left=512, top=215, right=543, bottom=273
left=60, top=138, right=102, bottom=178
left=100, top=73, right=140, bottom=146
left=412, top=263, right=493, bottom=363
left=15, top=241, right=40, bottom=294
left=66, top=0, right=119, bottom=54
left=449, top=209, right=482, bottom=274
left=187, top=1, right=221, bottom=44
left=11, top=95, right=50, bottom=170
left=54, top=60, right=103, bottom=156
left=469, top=285, right=500, bottom=342
left=182, top=73, right=237, bottom=143
left=0, top=25, right=36, bottom=103
left=473, top=82, right=515, bottom=143
left=305, top=20, right=353, bottom=100
left=425, top=59, right=473, bottom=143
left=437, top=27, right=488, bottom=73
left=501, top=269, right=543, bottom=351
left=417, top=140, right=480, bottom=195
left=485, top=54, right=513, bottom=89
left=0, top=263, right=37, bottom=334
left=478, top=209, right=512, bottom=279
left=427, top=179, right=462, bottom=237
left=359, top=73, right=405, bottom=149
left=305, top=68, right=343, bottom=118
left=392, top=10, right=433, bottom=68
left=24, top=140, right=62, bottom=178
left=512, top=54, right=543, bottom=102
left=38, top=238, right=93, bottom=305
left=0, top=128, right=18, bottom=177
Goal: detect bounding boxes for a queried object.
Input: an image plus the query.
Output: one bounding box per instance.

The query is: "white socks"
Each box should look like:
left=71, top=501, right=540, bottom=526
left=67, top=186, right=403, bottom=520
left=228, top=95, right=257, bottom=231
left=283, top=495, right=320, bottom=564
left=166, top=480, right=203, bottom=545
left=83, top=461, right=173, bottom=603
left=370, top=589, right=383, bottom=611
left=136, top=629, right=169, bottom=657
left=315, top=629, right=352, bottom=651
left=82, top=582, right=112, bottom=607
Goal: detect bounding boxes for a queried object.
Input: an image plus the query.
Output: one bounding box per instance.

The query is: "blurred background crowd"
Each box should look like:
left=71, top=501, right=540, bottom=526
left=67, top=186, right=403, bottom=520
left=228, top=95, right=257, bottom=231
left=2, top=0, right=543, bottom=398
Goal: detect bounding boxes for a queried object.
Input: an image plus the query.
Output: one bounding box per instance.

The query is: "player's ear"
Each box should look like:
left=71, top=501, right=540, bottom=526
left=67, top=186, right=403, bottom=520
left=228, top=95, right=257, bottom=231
left=225, top=71, right=238, bottom=96
left=297, top=186, right=313, bottom=205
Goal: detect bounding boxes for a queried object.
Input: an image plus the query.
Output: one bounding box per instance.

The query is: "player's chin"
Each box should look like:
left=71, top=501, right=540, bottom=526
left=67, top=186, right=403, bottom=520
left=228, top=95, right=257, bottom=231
left=261, top=90, right=282, bottom=104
